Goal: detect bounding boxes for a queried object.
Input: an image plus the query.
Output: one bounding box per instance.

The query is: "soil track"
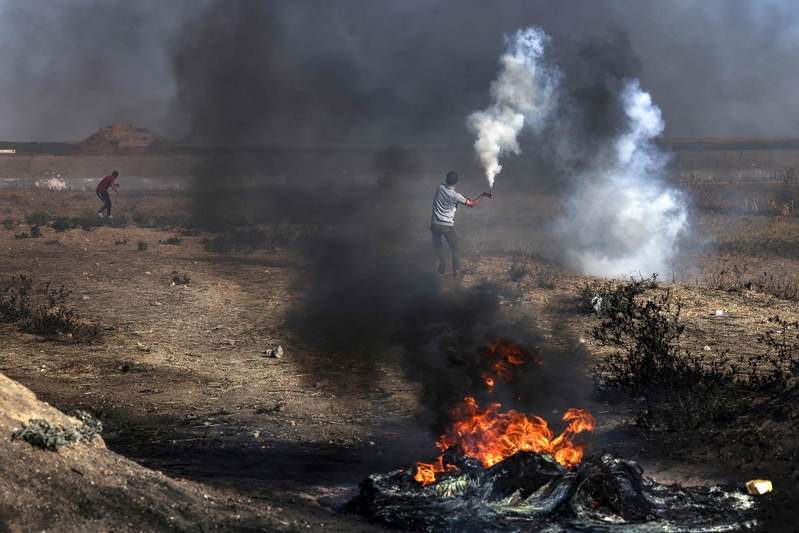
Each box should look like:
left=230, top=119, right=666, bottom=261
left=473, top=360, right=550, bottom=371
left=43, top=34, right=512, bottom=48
left=0, top=188, right=797, bottom=531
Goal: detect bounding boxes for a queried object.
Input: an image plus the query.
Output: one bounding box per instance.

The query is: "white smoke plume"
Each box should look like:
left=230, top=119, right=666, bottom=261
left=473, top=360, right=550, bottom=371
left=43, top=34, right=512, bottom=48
left=472, top=27, right=688, bottom=278
left=467, top=27, right=559, bottom=190
left=557, top=81, right=688, bottom=278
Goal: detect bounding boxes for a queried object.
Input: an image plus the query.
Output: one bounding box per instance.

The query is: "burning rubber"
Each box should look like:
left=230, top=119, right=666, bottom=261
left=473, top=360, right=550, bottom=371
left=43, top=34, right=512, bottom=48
left=344, top=450, right=757, bottom=532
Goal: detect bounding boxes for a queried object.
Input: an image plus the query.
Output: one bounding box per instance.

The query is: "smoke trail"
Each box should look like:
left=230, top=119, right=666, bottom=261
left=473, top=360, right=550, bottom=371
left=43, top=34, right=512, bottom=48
left=557, top=80, right=688, bottom=277
left=471, top=28, right=688, bottom=278
left=467, top=27, right=558, bottom=190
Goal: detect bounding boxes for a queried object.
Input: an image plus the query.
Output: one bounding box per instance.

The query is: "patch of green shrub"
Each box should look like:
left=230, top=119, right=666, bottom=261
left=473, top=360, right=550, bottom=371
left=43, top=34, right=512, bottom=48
left=11, top=410, right=102, bottom=451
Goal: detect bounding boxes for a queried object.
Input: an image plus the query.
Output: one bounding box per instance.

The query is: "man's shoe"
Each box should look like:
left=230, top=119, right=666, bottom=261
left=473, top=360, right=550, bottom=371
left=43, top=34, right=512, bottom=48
left=97, top=212, right=104, bottom=218
left=107, top=215, right=113, bottom=219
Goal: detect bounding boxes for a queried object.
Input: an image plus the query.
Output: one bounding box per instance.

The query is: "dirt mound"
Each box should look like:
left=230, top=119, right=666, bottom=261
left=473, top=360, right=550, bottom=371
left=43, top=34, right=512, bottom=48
left=66, top=123, right=173, bottom=156
left=0, top=372, right=294, bottom=531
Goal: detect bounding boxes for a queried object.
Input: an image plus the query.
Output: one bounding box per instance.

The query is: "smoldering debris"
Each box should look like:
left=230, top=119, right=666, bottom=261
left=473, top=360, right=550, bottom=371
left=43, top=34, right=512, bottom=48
left=345, top=451, right=757, bottom=532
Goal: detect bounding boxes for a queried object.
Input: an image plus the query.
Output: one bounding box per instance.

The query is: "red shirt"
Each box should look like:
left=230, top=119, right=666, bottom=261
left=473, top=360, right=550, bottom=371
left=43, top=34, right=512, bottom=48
left=97, top=174, right=116, bottom=193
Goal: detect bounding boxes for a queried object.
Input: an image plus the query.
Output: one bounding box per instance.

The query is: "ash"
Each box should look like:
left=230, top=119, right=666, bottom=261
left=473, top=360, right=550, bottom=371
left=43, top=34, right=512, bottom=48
left=344, top=451, right=756, bottom=532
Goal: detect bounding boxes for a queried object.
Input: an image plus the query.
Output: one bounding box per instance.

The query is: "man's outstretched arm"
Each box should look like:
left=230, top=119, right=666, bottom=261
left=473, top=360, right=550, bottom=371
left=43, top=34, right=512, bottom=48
left=464, top=192, right=493, bottom=207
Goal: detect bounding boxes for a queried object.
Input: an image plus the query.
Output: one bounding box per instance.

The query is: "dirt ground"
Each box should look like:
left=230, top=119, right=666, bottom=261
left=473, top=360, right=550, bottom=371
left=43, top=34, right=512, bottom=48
left=0, top=187, right=798, bottom=532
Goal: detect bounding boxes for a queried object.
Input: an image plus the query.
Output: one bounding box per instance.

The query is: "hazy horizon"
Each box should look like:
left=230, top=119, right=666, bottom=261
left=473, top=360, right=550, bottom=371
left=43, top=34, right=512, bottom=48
left=1, top=1, right=799, bottom=144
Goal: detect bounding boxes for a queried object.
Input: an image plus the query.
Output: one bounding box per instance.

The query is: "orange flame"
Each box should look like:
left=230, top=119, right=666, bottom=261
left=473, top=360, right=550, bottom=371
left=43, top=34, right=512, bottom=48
left=480, top=338, right=536, bottom=392
left=414, top=398, right=595, bottom=485
left=414, top=339, right=595, bottom=486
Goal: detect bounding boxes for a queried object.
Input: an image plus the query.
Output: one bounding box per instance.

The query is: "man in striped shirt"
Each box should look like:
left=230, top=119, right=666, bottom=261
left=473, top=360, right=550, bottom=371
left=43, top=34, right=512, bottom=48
left=430, top=171, right=491, bottom=276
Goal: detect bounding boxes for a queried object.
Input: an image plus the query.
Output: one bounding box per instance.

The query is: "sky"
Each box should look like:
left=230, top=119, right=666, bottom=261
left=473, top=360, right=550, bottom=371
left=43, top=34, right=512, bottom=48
left=1, top=0, right=798, bottom=142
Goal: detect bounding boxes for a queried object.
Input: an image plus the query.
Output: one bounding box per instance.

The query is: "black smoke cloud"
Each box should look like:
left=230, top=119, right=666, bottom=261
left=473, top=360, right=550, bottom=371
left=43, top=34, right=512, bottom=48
left=5, top=0, right=799, bottom=142
left=162, top=2, right=641, bottom=437
left=0, top=0, right=790, bottom=444
left=167, top=1, right=370, bottom=145
left=551, top=30, right=644, bottom=171
left=394, top=285, right=592, bottom=434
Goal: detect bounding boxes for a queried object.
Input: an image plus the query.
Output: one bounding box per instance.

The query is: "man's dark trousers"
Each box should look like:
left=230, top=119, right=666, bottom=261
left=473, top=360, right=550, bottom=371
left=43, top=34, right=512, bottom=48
left=431, top=223, right=458, bottom=274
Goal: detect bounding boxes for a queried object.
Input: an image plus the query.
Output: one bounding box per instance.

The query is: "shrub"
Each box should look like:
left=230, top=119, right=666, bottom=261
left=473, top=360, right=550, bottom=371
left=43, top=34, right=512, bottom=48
left=137, top=241, right=148, bottom=252
left=24, top=212, right=49, bottom=226
left=0, top=275, right=98, bottom=340
left=700, top=263, right=799, bottom=302
left=748, top=316, right=799, bottom=391
left=171, top=271, right=190, bottom=285
left=2, top=218, right=16, bottom=230
left=132, top=212, right=188, bottom=229
left=131, top=212, right=149, bottom=226
left=590, top=278, right=741, bottom=429
left=578, top=275, right=657, bottom=316
left=0, top=275, right=33, bottom=322
left=508, top=262, right=529, bottom=282
left=203, top=234, right=233, bottom=253
left=159, top=236, right=183, bottom=245
left=67, top=215, right=107, bottom=231
left=530, top=262, right=558, bottom=290
left=11, top=411, right=102, bottom=451
left=50, top=217, right=76, bottom=232
left=14, top=226, right=41, bottom=239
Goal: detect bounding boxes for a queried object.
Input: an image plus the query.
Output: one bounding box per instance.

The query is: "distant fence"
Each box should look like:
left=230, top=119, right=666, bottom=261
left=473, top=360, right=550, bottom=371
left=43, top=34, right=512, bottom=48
left=672, top=149, right=799, bottom=182
left=655, top=139, right=799, bottom=182
left=0, top=154, right=293, bottom=190
left=4, top=146, right=799, bottom=188
left=0, top=155, right=196, bottom=190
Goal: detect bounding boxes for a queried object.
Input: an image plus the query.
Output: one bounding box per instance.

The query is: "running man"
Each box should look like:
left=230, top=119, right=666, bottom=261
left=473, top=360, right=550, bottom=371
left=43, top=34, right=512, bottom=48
left=96, top=171, right=120, bottom=218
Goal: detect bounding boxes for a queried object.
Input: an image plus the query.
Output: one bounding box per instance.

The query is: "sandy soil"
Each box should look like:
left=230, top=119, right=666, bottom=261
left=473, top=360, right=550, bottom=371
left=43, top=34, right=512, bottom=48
left=0, top=188, right=797, bottom=532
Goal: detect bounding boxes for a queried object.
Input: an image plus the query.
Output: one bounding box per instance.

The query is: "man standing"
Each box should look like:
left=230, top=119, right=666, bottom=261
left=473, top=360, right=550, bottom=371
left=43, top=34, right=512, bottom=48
left=96, top=171, right=120, bottom=218
left=430, top=171, right=491, bottom=276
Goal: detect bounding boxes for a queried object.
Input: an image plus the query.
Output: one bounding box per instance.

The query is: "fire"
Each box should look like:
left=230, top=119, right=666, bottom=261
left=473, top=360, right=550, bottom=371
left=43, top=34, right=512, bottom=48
left=414, top=339, right=595, bottom=486
left=480, top=338, right=532, bottom=393
left=414, top=399, right=595, bottom=485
